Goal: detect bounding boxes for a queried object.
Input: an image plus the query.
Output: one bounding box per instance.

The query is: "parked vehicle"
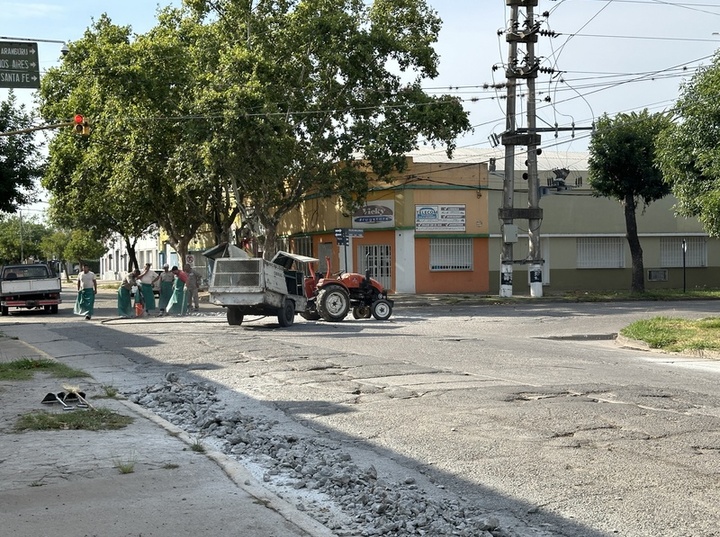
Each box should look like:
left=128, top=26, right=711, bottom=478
left=0, top=263, right=62, bottom=316
left=207, top=250, right=393, bottom=327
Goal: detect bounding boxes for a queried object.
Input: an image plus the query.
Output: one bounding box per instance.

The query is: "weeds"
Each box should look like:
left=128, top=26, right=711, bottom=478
left=113, top=453, right=137, bottom=474
left=14, top=408, right=134, bottom=431
left=101, top=385, right=119, bottom=398
left=0, top=358, right=90, bottom=381
left=189, top=437, right=205, bottom=453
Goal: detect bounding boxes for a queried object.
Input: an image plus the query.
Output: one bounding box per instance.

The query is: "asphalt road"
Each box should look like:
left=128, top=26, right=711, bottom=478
left=4, top=290, right=720, bottom=536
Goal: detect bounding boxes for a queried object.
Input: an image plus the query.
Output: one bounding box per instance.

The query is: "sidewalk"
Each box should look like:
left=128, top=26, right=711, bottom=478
left=0, top=336, right=334, bottom=537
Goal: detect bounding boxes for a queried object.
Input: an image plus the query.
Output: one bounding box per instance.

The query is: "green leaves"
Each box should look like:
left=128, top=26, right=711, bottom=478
left=0, top=92, right=44, bottom=214
left=656, top=52, right=720, bottom=238
left=588, top=110, right=672, bottom=207
left=37, top=1, right=470, bottom=260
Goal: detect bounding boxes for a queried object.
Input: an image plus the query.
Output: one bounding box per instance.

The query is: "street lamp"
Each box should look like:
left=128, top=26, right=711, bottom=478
left=0, top=35, right=69, bottom=56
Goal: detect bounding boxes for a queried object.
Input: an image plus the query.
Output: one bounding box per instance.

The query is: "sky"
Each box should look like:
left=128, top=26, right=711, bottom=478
left=3, top=0, right=720, bottom=214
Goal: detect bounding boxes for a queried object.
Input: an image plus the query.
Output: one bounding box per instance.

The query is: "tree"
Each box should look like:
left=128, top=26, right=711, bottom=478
left=38, top=13, right=238, bottom=266
left=0, top=214, right=51, bottom=263
left=588, top=110, right=672, bottom=293
left=186, top=0, right=471, bottom=258
left=0, top=92, right=44, bottom=214
left=656, top=52, right=720, bottom=237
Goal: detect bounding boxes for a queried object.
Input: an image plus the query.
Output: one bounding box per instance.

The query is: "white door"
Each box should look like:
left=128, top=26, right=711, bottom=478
left=357, top=244, right=392, bottom=291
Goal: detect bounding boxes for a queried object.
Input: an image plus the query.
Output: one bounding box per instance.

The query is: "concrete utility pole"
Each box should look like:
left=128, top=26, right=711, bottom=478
left=499, top=3, right=519, bottom=298
left=499, top=0, right=543, bottom=298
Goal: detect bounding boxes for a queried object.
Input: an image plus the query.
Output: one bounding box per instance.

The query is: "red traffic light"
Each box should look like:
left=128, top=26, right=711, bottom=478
left=74, top=114, right=84, bottom=124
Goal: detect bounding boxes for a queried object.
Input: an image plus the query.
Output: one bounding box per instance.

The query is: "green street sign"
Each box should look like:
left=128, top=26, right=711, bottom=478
left=0, top=41, right=40, bottom=89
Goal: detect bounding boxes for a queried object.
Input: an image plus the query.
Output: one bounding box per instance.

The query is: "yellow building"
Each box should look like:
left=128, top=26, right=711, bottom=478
left=278, top=154, right=491, bottom=294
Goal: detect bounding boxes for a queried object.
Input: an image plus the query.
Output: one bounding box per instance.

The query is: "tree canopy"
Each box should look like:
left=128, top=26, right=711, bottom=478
left=588, top=109, right=672, bottom=292
left=187, top=0, right=470, bottom=257
left=656, top=51, right=720, bottom=236
left=37, top=0, right=470, bottom=263
left=0, top=92, right=44, bottom=214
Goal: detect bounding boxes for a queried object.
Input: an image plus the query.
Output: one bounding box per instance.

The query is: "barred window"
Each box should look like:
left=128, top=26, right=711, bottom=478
left=430, top=238, right=473, bottom=271
left=293, top=236, right=313, bottom=258
left=660, top=237, right=706, bottom=268
left=577, top=237, right=625, bottom=268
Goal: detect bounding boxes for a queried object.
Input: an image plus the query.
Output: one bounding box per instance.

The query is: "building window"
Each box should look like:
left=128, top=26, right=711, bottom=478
left=429, top=238, right=473, bottom=271
left=577, top=237, right=625, bottom=268
left=660, top=237, right=706, bottom=268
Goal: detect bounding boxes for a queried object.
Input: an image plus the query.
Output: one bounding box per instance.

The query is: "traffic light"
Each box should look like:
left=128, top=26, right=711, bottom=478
left=73, top=114, right=90, bottom=136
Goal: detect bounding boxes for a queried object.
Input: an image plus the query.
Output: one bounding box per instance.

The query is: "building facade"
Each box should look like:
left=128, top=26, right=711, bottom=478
left=279, top=148, right=720, bottom=295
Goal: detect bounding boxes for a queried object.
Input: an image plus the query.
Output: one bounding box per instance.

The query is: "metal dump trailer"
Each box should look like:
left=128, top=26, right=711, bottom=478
left=208, top=252, right=317, bottom=327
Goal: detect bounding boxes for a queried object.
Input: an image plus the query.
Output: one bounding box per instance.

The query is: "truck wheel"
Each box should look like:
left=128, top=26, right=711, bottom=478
left=352, top=306, right=371, bottom=319
left=227, top=306, right=244, bottom=326
left=1, top=305, right=8, bottom=316
left=317, top=286, right=350, bottom=322
left=278, top=299, right=295, bottom=327
left=371, top=299, right=392, bottom=321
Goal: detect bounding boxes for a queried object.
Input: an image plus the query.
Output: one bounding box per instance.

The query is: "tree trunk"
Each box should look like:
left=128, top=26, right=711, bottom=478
left=261, top=224, right=277, bottom=260
left=624, top=194, right=645, bottom=293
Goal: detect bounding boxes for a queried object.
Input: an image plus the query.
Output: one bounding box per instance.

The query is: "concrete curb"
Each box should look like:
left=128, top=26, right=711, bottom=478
left=119, top=399, right=336, bottom=537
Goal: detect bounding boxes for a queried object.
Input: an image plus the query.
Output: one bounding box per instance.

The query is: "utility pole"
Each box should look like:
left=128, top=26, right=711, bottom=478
left=499, top=3, right=520, bottom=298
left=499, top=0, right=543, bottom=297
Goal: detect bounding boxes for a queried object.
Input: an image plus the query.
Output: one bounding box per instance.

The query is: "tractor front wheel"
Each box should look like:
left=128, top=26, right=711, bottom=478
left=227, top=306, right=244, bottom=326
left=317, top=286, right=350, bottom=322
left=371, top=299, right=393, bottom=321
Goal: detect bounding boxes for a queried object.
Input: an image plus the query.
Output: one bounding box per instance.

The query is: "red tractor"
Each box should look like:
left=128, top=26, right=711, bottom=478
left=301, top=257, right=393, bottom=322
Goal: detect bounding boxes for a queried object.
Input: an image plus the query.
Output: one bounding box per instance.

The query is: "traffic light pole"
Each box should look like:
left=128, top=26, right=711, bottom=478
left=0, top=121, right=74, bottom=137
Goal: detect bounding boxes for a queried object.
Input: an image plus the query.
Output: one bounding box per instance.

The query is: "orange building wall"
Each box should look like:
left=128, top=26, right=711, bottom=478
left=414, top=237, right=490, bottom=294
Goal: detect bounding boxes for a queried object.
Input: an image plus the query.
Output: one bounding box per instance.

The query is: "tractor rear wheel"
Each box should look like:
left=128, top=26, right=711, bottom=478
left=227, top=306, right=244, bottom=326
left=317, top=286, right=350, bottom=322
left=277, top=298, right=295, bottom=327
left=371, top=299, right=392, bottom=321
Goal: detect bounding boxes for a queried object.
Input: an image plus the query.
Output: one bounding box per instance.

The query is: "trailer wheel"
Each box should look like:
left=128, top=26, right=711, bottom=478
left=227, top=306, right=244, bottom=326
left=317, top=286, right=350, bottom=322
left=278, top=299, right=295, bottom=327
left=352, top=306, right=371, bottom=319
left=1, top=305, right=8, bottom=316
left=51, top=305, right=58, bottom=314
left=371, top=299, right=392, bottom=321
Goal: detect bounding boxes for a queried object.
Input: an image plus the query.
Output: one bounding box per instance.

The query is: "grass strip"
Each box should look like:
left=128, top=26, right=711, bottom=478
left=621, top=316, right=720, bottom=353
left=0, top=358, right=90, bottom=381
left=14, top=408, right=134, bottom=431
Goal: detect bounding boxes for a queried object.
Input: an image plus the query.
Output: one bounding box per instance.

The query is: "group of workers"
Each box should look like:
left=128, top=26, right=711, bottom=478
left=73, top=262, right=203, bottom=320
left=117, top=263, right=201, bottom=318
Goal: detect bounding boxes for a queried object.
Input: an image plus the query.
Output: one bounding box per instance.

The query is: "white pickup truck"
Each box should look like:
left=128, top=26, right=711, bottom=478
left=0, top=263, right=62, bottom=316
